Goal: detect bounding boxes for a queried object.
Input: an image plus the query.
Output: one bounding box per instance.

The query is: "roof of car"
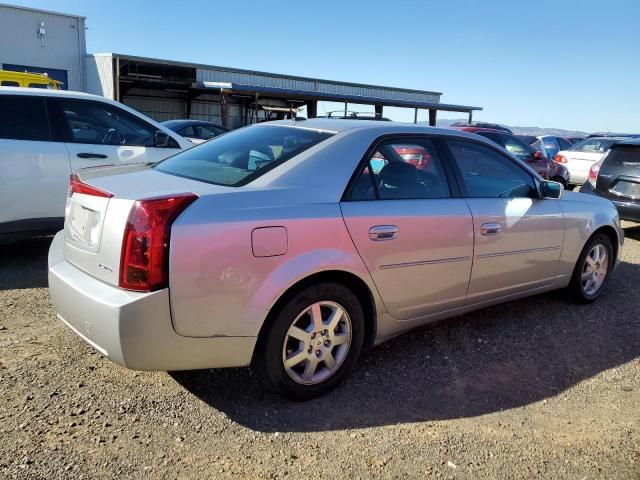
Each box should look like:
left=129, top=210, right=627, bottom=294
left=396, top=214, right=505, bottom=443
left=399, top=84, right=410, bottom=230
left=0, top=86, right=106, bottom=100
left=611, top=138, right=640, bottom=149
left=267, top=118, right=468, bottom=136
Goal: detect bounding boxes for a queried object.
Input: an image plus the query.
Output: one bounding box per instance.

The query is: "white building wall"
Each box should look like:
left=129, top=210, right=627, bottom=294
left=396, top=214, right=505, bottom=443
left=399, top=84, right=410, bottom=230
left=0, top=4, right=86, bottom=91
left=84, top=53, right=114, bottom=99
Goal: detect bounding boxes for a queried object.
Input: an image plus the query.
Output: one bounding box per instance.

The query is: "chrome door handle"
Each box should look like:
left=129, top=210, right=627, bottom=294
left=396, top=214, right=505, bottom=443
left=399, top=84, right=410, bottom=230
left=480, top=223, right=502, bottom=236
left=369, top=225, right=399, bottom=241
left=77, top=153, right=108, bottom=159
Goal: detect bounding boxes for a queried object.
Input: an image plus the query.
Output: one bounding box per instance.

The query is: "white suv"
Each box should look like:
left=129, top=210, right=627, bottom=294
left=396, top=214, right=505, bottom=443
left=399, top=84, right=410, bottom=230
left=0, top=88, right=192, bottom=243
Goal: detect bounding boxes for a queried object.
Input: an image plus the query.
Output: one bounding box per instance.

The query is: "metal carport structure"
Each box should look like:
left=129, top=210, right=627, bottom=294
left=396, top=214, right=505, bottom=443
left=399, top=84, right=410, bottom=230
left=85, top=53, right=482, bottom=129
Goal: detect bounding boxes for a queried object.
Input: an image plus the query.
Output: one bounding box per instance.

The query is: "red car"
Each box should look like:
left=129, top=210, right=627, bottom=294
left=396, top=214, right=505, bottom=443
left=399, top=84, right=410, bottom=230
left=373, top=145, right=431, bottom=170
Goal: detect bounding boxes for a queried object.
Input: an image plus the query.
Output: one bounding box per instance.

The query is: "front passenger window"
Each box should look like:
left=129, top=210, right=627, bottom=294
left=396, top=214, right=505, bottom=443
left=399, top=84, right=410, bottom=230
left=447, top=140, right=537, bottom=198
left=55, top=99, right=172, bottom=147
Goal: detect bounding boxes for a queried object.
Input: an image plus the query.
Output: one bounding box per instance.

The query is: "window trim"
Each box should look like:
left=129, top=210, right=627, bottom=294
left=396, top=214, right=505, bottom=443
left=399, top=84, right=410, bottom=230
left=440, top=136, right=542, bottom=200
left=341, top=134, right=462, bottom=202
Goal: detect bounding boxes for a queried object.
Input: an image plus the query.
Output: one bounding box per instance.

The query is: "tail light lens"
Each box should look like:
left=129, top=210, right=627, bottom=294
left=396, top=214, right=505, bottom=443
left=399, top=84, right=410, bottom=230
left=588, top=163, right=600, bottom=187
left=119, top=193, right=197, bottom=292
left=554, top=154, right=567, bottom=164
left=69, top=174, right=113, bottom=198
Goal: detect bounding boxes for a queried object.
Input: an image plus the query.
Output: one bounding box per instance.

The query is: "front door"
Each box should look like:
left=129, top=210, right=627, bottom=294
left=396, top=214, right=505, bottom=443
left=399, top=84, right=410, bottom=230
left=341, top=137, right=474, bottom=320
left=0, top=94, right=70, bottom=227
left=47, top=97, right=181, bottom=173
left=445, top=138, right=565, bottom=304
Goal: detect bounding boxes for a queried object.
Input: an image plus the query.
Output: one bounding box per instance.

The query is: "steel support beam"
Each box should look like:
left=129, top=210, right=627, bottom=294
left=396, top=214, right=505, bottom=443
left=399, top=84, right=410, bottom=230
left=307, top=100, right=318, bottom=119
left=468, top=111, right=473, bottom=123
left=375, top=104, right=383, bottom=118
left=221, top=93, right=229, bottom=129
left=414, top=108, right=418, bottom=124
left=428, top=109, right=437, bottom=126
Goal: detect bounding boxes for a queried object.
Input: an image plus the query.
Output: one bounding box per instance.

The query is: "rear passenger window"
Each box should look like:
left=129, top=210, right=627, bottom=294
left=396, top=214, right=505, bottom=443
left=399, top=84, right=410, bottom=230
left=0, top=95, right=51, bottom=141
left=1, top=80, right=19, bottom=87
left=349, top=138, right=451, bottom=200
left=447, top=140, right=537, bottom=198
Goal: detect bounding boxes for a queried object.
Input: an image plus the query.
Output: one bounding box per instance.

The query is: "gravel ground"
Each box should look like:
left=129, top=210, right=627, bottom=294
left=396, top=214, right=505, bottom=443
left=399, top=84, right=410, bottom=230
left=1, top=226, right=639, bottom=479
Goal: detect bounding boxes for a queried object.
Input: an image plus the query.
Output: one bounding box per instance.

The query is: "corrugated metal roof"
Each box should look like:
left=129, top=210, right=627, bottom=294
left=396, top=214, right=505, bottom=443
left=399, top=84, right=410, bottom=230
left=106, top=53, right=444, bottom=97
left=214, top=84, right=481, bottom=112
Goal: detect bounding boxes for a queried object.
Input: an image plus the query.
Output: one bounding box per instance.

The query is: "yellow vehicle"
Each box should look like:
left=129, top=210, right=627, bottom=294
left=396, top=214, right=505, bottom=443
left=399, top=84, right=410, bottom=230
left=0, top=70, right=63, bottom=89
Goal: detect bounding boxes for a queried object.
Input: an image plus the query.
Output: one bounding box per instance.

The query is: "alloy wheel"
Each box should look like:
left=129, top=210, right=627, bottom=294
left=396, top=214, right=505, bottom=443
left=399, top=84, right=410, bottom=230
left=282, top=301, right=352, bottom=385
left=581, top=243, right=608, bottom=296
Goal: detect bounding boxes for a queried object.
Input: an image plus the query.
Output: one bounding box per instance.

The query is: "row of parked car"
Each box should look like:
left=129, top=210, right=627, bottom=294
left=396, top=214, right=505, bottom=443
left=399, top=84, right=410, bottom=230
left=1, top=86, right=639, bottom=246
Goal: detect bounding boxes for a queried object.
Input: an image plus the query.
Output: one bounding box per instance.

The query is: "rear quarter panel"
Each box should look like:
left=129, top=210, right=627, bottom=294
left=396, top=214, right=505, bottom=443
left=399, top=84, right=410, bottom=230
left=168, top=196, right=383, bottom=338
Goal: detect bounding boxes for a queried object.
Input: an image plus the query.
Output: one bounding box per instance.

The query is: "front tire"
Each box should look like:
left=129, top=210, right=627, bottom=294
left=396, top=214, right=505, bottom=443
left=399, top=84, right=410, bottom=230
left=568, top=233, right=613, bottom=303
left=253, top=283, right=365, bottom=400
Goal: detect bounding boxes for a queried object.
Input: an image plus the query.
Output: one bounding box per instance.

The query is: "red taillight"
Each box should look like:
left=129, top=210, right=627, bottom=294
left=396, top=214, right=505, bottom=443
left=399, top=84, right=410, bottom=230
left=588, top=163, right=601, bottom=187
left=119, top=193, right=197, bottom=292
left=554, top=154, right=567, bottom=164
left=69, top=174, right=113, bottom=198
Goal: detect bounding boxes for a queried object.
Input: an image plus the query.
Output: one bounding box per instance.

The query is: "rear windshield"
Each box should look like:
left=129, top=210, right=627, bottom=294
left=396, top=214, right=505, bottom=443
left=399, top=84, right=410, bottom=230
left=154, top=125, right=334, bottom=186
left=570, top=138, right=615, bottom=153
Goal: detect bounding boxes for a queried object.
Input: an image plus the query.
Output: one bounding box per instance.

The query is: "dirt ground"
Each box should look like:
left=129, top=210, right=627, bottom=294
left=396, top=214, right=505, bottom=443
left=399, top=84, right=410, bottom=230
left=1, top=227, right=639, bottom=479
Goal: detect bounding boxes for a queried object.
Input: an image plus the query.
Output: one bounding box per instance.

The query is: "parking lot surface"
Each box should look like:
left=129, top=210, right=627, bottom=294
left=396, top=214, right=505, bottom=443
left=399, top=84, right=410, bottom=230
left=1, top=227, right=639, bottom=479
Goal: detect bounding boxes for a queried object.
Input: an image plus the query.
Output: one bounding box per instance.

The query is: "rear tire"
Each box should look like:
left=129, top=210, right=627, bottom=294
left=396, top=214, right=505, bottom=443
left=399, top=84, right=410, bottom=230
left=568, top=233, right=613, bottom=303
left=253, top=283, right=365, bottom=401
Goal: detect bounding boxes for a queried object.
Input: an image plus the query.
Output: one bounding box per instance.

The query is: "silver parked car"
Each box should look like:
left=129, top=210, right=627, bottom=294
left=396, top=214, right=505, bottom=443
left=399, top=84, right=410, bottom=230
left=49, top=119, right=623, bottom=399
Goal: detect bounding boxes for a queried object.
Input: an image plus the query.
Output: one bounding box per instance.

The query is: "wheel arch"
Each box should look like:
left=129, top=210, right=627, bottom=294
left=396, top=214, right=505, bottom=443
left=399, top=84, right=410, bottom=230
left=592, top=224, right=620, bottom=262
left=251, top=270, right=378, bottom=366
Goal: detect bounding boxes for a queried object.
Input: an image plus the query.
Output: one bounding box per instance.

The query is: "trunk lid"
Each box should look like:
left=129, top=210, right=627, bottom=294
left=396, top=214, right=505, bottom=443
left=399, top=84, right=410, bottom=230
left=63, top=164, right=228, bottom=286
left=596, top=145, right=640, bottom=201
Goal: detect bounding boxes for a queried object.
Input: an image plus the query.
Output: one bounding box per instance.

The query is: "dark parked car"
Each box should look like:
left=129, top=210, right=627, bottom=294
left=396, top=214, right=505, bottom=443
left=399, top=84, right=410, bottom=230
left=453, top=127, right=570, bottom=186
left=450, top=122, right=512, bottom=133
left=162, top=120, right=228, bottom=144
left=580, top=138, right=640, bottom=222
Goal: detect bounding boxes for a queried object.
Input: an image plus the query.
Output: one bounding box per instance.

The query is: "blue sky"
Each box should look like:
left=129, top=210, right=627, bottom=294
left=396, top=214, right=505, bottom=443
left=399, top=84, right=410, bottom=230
left=10, top=0, right=640, bottom=132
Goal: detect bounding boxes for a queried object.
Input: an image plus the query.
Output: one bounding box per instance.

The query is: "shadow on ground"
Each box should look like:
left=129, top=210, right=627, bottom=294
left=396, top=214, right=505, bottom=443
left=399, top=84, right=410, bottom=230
left=3, top=229, right=638, bottom=432
left=172, top=259, right=640, bottom=432
left=0, top=236, right=52, bottom=290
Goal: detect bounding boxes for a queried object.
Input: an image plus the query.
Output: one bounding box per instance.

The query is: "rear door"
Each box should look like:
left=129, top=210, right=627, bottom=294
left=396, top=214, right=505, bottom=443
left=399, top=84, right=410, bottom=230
left=341, top=136, right=474, bottom=320
left=47, top=97, right=182, bottom=172
left=0, top=94, right=70, bottom=227
left=444, top=138, right=565, bottom=304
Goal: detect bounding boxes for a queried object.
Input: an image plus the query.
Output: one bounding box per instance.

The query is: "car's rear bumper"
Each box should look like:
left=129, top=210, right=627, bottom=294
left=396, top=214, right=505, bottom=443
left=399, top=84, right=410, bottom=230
left=48, top=231, right=256, bottom=371
left=580, top=183, right=640, bottom=222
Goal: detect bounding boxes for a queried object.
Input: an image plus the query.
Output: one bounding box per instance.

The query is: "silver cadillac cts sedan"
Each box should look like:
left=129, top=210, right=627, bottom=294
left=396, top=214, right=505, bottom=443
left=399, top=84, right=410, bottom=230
left=49, top=119, right=623, bottom=399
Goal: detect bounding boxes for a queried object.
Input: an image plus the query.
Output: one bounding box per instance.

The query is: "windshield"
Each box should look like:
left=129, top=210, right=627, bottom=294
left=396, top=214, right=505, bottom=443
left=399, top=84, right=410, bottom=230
left=570, top=138, right=616, bottom=153
left=154, top=125, right=334, bottom=186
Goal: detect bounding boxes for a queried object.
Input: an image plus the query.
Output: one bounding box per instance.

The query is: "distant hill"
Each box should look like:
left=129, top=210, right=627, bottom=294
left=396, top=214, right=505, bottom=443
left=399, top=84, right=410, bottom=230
left=435, top=119, right=589, bottom=138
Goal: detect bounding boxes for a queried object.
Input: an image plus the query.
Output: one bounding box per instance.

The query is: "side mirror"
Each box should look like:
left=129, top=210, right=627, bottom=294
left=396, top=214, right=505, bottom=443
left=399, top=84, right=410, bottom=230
left=154, top=130, right=170, bottom=148
left=540, top=180, right=563, bottom=199
left=534, top=151, right=543, bottom=159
